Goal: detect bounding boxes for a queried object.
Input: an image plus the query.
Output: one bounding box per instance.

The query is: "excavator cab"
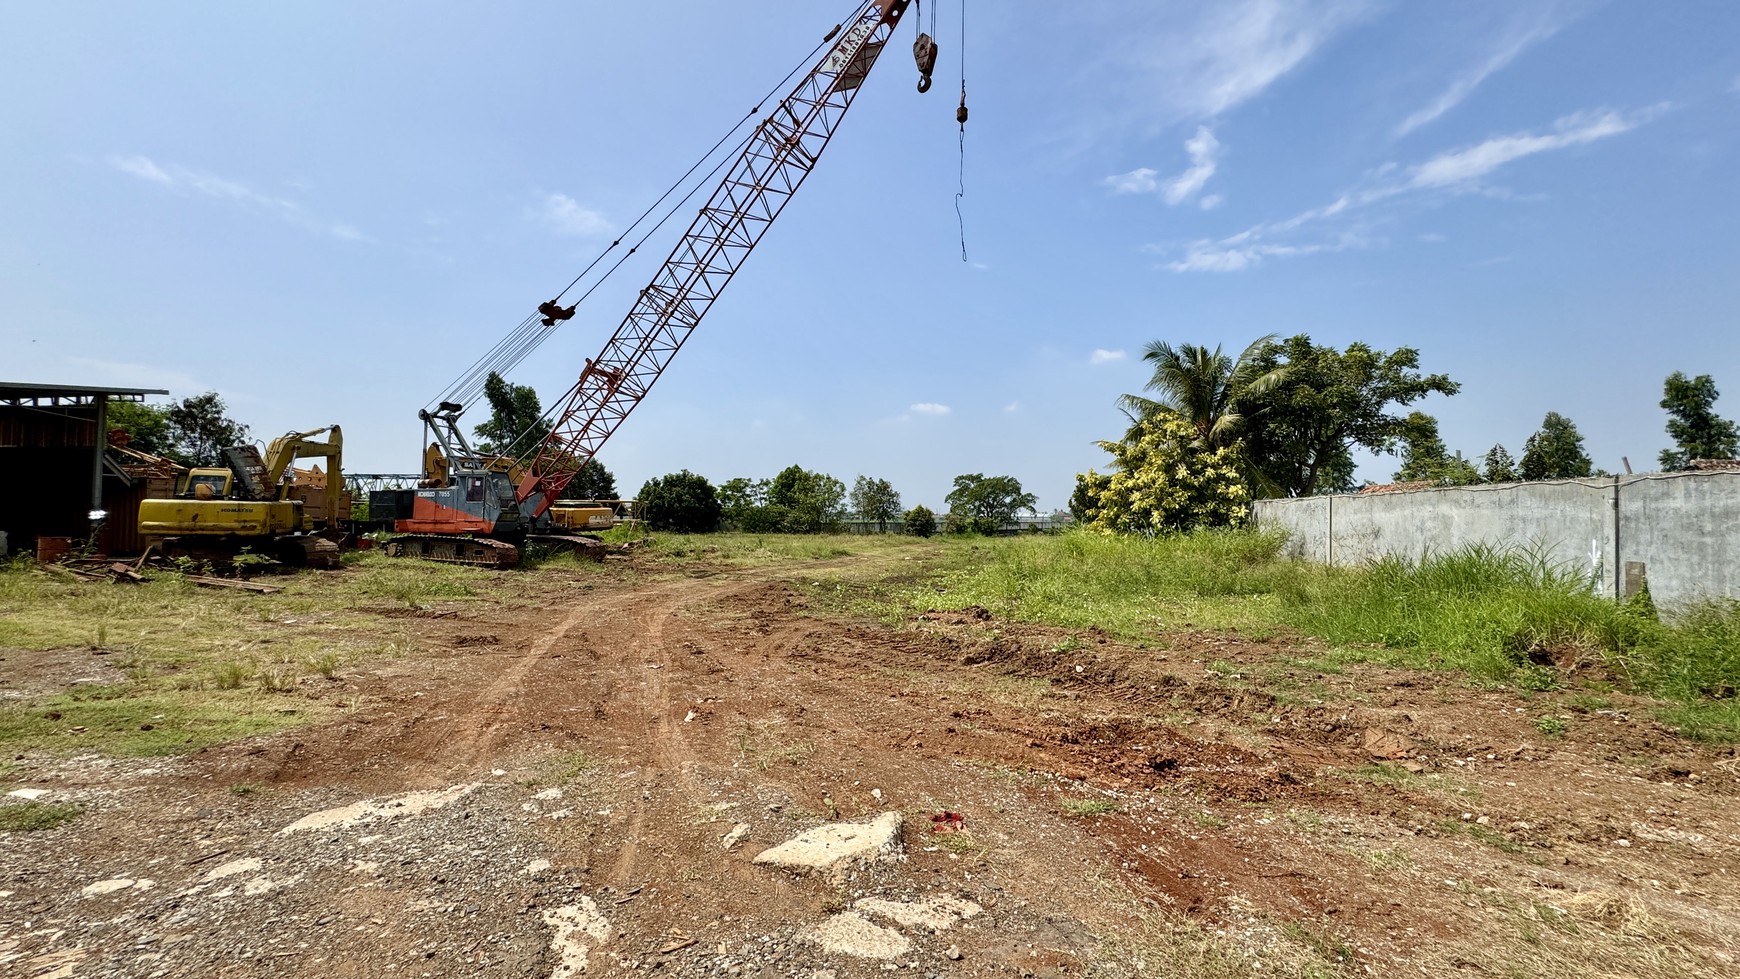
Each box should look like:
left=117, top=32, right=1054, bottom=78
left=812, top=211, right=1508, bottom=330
left=182, top=470, right=232, bottom=500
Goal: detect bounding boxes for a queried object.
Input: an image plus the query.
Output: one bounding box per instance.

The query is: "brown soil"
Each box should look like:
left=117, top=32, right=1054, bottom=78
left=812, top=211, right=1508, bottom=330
left=3, top=553, right=1738, bottom=978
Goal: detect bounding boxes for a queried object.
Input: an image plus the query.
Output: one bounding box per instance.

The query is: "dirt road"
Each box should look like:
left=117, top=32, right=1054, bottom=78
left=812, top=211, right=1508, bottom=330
left=3, top=554, right=1737, bottom=977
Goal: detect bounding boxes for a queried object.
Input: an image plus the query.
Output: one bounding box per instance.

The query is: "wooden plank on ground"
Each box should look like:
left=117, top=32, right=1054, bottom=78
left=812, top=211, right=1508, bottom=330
left=183, top=575, right=282, bottom=594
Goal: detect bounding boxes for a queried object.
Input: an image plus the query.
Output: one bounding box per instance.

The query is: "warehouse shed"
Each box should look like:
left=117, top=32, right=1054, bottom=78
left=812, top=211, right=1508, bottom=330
left=0, top=382, right=170, bottom=557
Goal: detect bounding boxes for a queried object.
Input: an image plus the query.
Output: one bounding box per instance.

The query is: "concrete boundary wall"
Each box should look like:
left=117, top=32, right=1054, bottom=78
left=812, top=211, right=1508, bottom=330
left=1251, top=471, right=1740, bottom=607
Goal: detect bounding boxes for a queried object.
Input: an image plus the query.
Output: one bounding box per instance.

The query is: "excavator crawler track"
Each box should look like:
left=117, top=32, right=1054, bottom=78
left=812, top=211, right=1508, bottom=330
left=382, top=535, right=519, bottom=568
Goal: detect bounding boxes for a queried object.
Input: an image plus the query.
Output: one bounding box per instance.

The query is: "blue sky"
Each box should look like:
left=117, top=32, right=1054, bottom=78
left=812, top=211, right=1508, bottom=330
left=4, top=1, right=1738, bottom=511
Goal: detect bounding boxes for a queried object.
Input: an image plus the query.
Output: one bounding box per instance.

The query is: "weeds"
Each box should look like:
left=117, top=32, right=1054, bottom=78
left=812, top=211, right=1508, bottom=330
left=0, top=801, right=82, bottom=832
left=1059, top=797, right=1120, bottom=818
left=1535, top=715, right=1568, bottom=737
left=827, top=531, right=1740, bottom=741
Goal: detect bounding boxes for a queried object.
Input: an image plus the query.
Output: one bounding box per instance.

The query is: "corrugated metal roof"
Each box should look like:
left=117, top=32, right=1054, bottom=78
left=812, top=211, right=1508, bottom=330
left=0, top=382, right=170, bottom=404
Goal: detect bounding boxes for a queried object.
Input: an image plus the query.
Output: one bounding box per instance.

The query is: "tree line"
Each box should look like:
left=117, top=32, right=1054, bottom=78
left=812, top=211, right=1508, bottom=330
left=1073, top=334, right=1739, bottom=533
left=634, top=469, right=1041, bottom=537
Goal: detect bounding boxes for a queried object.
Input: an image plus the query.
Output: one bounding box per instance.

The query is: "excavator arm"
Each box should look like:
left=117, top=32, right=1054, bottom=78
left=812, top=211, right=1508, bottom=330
left=517, top=0, right=913, bottom=517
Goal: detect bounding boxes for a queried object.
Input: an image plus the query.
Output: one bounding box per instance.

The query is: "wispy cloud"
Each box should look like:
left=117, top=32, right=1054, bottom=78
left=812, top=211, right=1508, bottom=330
left=1103, top=168, right=1159, bottom=195
left=1089, top=349, right=1127, bottom=365
left=909, top=402, right=952, bottom=416
left=111, top=154, right=170, bottom=185
left=1395, top=9, right=1575, bottom=137
left=1165, top=105, right=1662, bottom=273
left=538, top=192, right=611, bottom=237
left=108, top=154, right=370, bottom=242
left=1003, top=401, right=1021, bottom=413
left=1064, top=0, right=1372, bottom=150
left=1105, top=127, right=1224, bottom=205
left=1142, top=0, right=1373, bottom=120
left=1408, top=108, right=1648, bottom=188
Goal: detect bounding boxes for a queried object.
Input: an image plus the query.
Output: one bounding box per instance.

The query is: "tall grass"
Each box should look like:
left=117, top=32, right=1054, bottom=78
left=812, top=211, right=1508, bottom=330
left=904, top=529, right=1301, bottom=635
left=872, top=530, right=1739, bottom=739
left=1281, top=543, right=1649, bottom=680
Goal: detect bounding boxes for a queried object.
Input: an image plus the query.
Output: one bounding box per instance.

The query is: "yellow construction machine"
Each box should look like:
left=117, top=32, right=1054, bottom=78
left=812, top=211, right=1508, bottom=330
left=138, top=425, right=347, bottom=567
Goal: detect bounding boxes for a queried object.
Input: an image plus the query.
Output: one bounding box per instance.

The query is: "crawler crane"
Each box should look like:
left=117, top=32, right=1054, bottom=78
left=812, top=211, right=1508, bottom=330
left=385, top=0, right=938, bottom=565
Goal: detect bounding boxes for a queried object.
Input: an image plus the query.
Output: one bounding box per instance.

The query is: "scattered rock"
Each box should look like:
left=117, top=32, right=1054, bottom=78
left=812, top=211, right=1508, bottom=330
left=799, top=912, right=912, bottom=960
left=543, top=898, right=612, bottom=978
left=203, top=857, right=263, bottom=882
left=81, top=878, right=137, bottom=896
left=753, top=811, right=903, bottom=880
left=855, top=894, right=982, bottom=932
left=277, top=783, right=481, bottom=835
left=721, top=822, right=752, bottom=852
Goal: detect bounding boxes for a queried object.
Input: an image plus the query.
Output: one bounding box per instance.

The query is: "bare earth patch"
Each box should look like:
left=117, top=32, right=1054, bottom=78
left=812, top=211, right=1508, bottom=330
left=1, top=552, right=1736, bottom=978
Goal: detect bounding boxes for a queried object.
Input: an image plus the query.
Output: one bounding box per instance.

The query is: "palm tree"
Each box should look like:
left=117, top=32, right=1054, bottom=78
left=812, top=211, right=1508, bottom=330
left=1117, top=334, right=1287, bottom=445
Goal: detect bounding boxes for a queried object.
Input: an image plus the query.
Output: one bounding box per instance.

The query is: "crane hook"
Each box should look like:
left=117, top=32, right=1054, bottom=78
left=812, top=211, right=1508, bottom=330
left=913, top=32, right=937, bottom=93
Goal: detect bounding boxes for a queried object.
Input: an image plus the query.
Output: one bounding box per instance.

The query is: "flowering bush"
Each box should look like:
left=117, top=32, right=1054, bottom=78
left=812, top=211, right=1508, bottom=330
left=1072, top=415, right=1250, bottom=533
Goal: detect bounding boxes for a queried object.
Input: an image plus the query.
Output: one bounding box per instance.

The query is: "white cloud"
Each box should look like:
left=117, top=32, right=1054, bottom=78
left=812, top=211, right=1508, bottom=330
left=1396, top=10, right=1574, bottom=137
left=1003, top=401, right=1021, bottom=413
left=1407, top=108, right=1647, bottom=189
left=1418, top=232, right=1446, bottom=243
left=1062, top=0, right=1371, bottom=152
left=1104, top=126, right=1224, bottom=205
left=1167, top=242, right=1323, bottom=273
left=110, top=154, right=170, bottom=184
left=1103, top=167, right=1159, bottom=195
left=1142, top=1, right=1372, bottom=119
left=1165, top=104, right=1662, bottom=273
left=539, top=193, right=611, bottom=237
left=1164, top=127, right=1222, bottom=204
left=1089, top=349, right=1127, bottom=365
left=1199, top=193, right=1224, bottom=210
left=909, top=402, right=951, bottom=416
left=108, top=154, right=370, bottom=241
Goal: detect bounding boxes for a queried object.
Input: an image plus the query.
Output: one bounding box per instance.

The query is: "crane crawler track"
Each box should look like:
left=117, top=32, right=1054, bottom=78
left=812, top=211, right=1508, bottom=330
left=381, top=535, right=519, bottom=568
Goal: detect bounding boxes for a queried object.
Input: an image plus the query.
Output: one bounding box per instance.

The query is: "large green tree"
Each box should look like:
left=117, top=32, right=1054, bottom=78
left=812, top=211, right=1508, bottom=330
left=472, top=371, right=551, bottom=456
left=1233, top=335, right=1460, bottom=497
left=1117, top=335, right=1287, bottom=446
left=163, top=392, right=250, bottom=466
left=1482, top=443, right=1519, bottom=483
left=1392, top=411, right=1481, bottom=485
left=564, top=457, right=617, bottom=501
left=944, top=473, right=1037, bottom=535
left=636, top=470, right=721, bottom=532
left=767, top=465, right=846, bottom=533
left=716, top=477, right=781, bottom=532
left=849, top=475, right=902, bottom=531
left=106, top=400, right=175, bottom=458
left=1659, top=372, right=1739, bottom=470
left=1519, top=412, right=1594, bottom=480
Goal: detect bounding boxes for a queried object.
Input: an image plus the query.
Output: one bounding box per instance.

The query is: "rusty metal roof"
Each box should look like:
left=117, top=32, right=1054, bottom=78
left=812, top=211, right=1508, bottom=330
left=0, top=382, right=170, bottom=406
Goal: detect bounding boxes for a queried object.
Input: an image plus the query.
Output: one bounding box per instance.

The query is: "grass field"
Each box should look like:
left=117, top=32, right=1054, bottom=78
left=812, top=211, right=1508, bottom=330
left=804, top=529, right=1740, bottom=741
left=0, top=553, right=501, bottom=758
left=4, top=529, right=1735, bottom=765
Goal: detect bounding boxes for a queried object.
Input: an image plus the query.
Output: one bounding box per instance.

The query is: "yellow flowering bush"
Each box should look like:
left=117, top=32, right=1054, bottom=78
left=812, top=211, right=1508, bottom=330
left=1071, top=415, right=1250, bottom=533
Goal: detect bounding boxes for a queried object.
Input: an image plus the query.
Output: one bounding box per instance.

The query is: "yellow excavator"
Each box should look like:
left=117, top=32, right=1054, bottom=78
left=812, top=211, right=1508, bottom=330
left=138, top=425, right=347, bottom=568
